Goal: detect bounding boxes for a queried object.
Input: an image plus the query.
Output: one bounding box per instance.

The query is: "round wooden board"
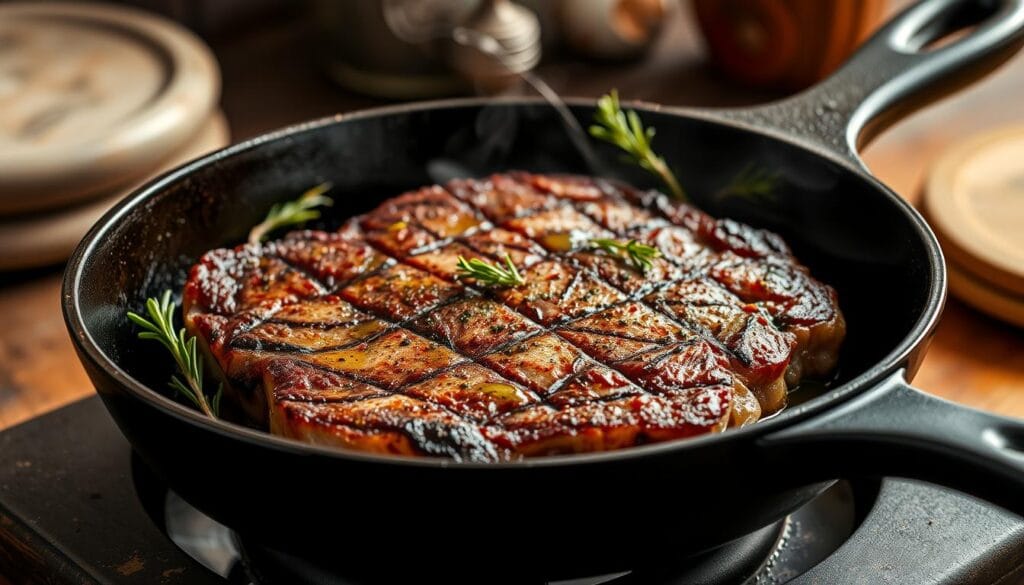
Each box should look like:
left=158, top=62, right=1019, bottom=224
left=0, top=2, right=220, bottom=215
left=946, top=256, right=1024, bottom=329
left=924, top=125, right=1024, bottom=296
left=0, top=112, right=229, bottom=271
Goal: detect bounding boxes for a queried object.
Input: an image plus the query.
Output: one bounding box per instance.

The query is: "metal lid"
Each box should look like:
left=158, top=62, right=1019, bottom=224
left=0, top=2, right=220, bottom=215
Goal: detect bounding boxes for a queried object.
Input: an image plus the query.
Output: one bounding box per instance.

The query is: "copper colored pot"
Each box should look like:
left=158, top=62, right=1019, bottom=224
left=694, top=0, right=887, bottom=89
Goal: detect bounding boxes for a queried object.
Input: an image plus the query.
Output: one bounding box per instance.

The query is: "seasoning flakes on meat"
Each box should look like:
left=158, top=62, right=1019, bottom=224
left=645, top=278, right=794, bottom=412
left=402, top=363, right=537, bottom=422
left=447, top=174, right=555, bottom=222
left=361, top=185, right=482, bottom=237
left=546, top=366, right=642, bottom=408
left=184, top=172, right=845, bottom=460
left=558, top=301, right=692, bottom=363
left=339, top=262, right=462, bottom=321
left=410, top=297, right=540, bottom=356
left=479, top=333, right=586, bottom=395
left=502, top=206, right=613, bottom=252
left=185, top=244, right=325, bottom=316
left=232, top=300, right=388, bottom=353
left=496, top=260, right=625, bottom=325
left=299, top=328, right=466, bottom=390
left=461, top=227, right=546, bottom=269
left=271, top=231, right=388, bottom=289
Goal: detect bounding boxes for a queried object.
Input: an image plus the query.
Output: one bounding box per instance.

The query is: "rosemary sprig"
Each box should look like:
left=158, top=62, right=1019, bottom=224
left=248, top=183, right=334, bottom=244
left=456, top=253, right=525, bottom=287
left=127, top=290, right=221, bottom=418
left=717, top=163, right=779, bottom=204
left=590, top=238, right=662, bottom=273
left=589, top=90, right=687, bottom=202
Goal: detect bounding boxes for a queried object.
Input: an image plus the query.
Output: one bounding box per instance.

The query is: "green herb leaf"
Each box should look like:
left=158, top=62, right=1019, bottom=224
left=127, top=290, right=219, bottom=418
left=456, top=253, right=525, bottom=287
left=248, top=183, right=334, bottom=244
left=589, top=90, right=687, bottom=202
left=590, top=238, right=662, bottom=273
left=717, top=163, right=779, bottom=204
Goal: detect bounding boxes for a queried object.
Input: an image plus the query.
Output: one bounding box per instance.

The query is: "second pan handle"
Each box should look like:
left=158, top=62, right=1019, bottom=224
left=760, top=370, right=1024, bottom=517
left=718, top=0, right=1024, bottom=167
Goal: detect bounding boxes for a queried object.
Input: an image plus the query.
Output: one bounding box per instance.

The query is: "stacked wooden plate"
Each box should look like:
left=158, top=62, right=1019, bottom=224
left=0, top=2, right=228, bottom=270
left=923, top=126, right=1024, bottom=328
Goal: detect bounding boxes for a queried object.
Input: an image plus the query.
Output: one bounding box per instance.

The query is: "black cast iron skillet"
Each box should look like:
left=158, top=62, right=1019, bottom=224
left=64, top=0, right=1024, bottom=580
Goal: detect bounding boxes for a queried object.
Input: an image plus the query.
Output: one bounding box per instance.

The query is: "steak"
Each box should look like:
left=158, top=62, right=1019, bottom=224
left=184, top=172, right=844, bottom=461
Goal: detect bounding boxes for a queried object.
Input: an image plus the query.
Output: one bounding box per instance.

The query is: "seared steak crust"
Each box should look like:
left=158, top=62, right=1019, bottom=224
left=184, top=173, right=844, bottom=461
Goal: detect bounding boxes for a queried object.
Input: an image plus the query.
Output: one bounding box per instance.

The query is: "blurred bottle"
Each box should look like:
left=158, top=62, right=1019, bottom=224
left=692, top=0, right=886, bottom=89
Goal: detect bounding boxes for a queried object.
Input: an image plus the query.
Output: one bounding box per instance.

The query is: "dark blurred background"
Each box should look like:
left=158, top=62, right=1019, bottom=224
left=97, top=0, right=885, bottom=138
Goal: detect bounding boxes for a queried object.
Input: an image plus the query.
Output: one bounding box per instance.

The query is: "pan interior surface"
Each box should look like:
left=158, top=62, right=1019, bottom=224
left=74, top=101, right=934, bottom=431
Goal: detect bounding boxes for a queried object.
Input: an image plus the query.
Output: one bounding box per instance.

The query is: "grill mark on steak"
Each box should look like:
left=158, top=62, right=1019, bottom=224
left=507, top=176, right=820, bottom=405
left=353, top=185, right=745, bottom=433
left=427, top=175, right=828, bottom=409
left=453, top=179, right=765, bottom=398
left=249, top=291, right=528, bottom=457
left=270, top=232, right=707, bottom=452
left=185, top=172, right=843, bottom=461
left=359, top=213, right=718, bottom=411
left=461, top=228, right=547, bottom=269
left=188, top=235, right=534, bottom=456
left=560, top=326, right=675, bottom=347
left=264, top=245, right=565, bottom=442
left=348, top=219, right=660, bottom=411
left=268, top=238, right=570, bottom=410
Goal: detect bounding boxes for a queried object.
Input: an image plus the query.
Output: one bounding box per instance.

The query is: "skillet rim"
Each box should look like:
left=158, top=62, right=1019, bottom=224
left=61, top=96, right=947, bottom=469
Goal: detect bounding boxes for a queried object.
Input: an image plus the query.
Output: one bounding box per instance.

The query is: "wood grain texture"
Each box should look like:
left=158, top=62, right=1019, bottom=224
left=0, top=270, right=90, bottom=429
left=0, top=2, right=1022, bottom=430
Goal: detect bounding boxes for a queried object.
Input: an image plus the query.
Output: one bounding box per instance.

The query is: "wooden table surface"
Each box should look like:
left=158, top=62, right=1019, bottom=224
left=1, top=4, right=1023, bottom=430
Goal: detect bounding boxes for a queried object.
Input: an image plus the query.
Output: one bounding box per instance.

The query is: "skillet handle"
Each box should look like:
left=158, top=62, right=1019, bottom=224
left=760, top=371, right=1024, bottom=516
left=723, top=0, right=1024, bottom=167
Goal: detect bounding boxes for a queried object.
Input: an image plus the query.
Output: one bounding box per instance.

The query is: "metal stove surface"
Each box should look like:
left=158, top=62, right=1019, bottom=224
left=1, top=398, right=1022, bottom=584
